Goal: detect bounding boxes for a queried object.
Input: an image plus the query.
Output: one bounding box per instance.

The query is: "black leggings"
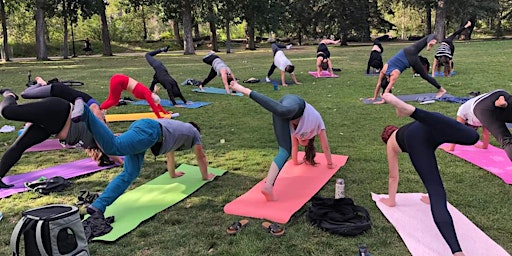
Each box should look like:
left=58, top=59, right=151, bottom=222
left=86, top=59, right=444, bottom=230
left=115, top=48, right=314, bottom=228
left=21, top=82, right=94, bottom=104
left=145, top=49, right=187, bottom=105
left=267, top=44, right=288, bottom=78
left=0, top=97, right=70, bottom=177
left=442, top=25, right=468, bottom=55
left=473, top=90, right=512, bottom=161
left=201, top=53, right=220, bottom=87
left=403, top=108, right=479, bottom=253
left=403, top=35, right=442, bottom=89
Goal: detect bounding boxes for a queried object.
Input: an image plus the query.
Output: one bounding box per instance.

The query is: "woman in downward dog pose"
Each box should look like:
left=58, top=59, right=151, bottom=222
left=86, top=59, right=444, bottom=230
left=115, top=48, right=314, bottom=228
left=100, top=74, right=169, bottom=118
left=379, top=93, right=479, bottom=256
left=229, top=81, right=334, bottom=201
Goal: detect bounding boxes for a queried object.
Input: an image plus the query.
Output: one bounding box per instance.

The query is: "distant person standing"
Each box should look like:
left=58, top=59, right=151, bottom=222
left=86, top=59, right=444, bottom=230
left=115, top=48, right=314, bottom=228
left=83, top=38, right=93, bottom=55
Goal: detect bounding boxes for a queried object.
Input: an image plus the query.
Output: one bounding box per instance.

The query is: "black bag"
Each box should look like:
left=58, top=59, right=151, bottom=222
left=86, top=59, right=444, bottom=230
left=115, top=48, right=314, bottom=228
left=307, top=195, right=372, bottom=236
left=24, top=176, right=72, bottom=195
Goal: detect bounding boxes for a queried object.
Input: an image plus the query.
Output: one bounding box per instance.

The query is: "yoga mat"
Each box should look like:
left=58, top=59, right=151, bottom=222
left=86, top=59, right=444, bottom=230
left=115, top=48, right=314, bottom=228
left=372, top=193, right=509, bottom=256
left=365, top=72, right=380, bottom=76
left=308, top=71, right=339, bottom=78
left=105, top=112, right=172, bottom=122
left=361, top=93, right=454, bottom=104
left=223, top=153, right=349, bottom=224
left=192, top=87, right=243, bottom=96
left=0, top=158, right=120, bottom=199
left=93, top=164, right=227, bottom=242
left=431, top=70, right=456, bottom=77
left=26, top=139, right=76, bottom=152
left=132, top=99, right=211, bottom=109
left=439, top=142, right=512, bottom=184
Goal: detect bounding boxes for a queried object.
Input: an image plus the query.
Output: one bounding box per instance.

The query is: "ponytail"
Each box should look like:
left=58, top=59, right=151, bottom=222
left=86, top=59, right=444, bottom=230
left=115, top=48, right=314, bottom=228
left=303, top=137, right=317, bottom=166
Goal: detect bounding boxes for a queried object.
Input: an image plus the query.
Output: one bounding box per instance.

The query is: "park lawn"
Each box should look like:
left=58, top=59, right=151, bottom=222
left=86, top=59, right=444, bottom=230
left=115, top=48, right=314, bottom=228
left=0, top=40, right=511, bottom=256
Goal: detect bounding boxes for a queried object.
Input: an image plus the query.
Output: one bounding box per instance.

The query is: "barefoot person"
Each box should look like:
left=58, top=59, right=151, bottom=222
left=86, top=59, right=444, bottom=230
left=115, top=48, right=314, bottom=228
left=370, top=35, right=447, bottom=104
left=265, top=43, right=301, bottom=86
left=229, top=81, right=334, bottom=201
left=432, top=21, right=472, bottom=77
left=315, top=39, right=340, bottom=77
left=199, top=51, right=237, bottom=94
left=447, top=89, right=512, bottom=161
left=379, top=93, right=478, bottom=256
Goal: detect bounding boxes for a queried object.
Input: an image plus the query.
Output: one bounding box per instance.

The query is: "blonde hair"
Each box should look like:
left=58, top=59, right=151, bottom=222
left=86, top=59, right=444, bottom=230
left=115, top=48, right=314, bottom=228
left=151, top=93, right=161, bottom=104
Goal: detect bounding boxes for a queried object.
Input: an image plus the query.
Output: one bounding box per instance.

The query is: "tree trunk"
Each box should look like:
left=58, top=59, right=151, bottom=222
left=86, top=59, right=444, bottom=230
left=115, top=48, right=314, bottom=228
left=141, top=6, right=147, bottom=41
left=209, top=21, right=218, bottom=52
left=182, top=1, right=195, bottom=55
left=433, top=0, right=446, bottom=40
left=171, top=20, right=182, bottom=47
left=425, top=6, right=432, bottom=34
left=62, top=15, right=69, bottom=59
left=225, top=19, right=231, bottom=53
left=99, top=2, right=113, bottom=56
left=193, top=23, right=200, bottom=39
left=0, top=0, right=9, bottom=61
left=35, top=0, right=48, bottom=60
left=246, top=23, right=256, bottom=50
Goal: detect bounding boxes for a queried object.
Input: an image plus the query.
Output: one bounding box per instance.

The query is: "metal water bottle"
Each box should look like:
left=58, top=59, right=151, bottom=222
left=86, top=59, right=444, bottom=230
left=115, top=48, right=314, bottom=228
left=335, top=178, right=345, bottom=199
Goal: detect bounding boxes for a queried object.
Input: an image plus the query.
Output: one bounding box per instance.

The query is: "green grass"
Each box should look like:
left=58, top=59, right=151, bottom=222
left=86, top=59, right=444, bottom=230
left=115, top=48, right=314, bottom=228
left=1, top=40, right=512, bottom=256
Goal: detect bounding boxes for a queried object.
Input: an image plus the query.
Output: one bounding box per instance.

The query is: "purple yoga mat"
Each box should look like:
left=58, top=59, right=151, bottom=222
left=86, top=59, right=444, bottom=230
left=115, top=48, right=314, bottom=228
left=26, top=139, right=76, bottom=152
left=0, top=158, right=120, bottom=199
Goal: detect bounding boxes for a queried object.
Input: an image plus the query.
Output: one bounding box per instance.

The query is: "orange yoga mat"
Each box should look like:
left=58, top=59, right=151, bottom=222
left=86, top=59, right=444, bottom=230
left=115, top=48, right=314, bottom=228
left=105, top=112, right=172, bottom=122
left=224, top=152, right=349, bottom=224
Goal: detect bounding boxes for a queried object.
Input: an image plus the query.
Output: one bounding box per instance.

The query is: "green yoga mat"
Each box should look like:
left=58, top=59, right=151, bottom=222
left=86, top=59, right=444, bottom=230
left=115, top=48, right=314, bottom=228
left=93, top=164, right=227, bottom=242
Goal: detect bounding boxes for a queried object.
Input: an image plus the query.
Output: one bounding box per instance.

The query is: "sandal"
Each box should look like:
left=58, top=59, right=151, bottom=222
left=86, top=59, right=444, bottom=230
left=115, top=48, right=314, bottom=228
left=226, top=219, right=249, bottom=235
left=77, top=190, right=101, bottom=206
left=261, top=221, right=285, bottom=236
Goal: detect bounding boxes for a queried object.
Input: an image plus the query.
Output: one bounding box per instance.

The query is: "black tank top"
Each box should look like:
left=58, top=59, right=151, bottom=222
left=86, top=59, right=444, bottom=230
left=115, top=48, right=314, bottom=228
left=395, top=122, right=414, bottom=153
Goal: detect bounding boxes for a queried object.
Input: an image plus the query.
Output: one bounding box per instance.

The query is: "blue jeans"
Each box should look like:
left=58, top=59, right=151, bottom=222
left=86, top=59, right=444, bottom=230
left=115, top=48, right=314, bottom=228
left=81, top=106, right=160, bottom=212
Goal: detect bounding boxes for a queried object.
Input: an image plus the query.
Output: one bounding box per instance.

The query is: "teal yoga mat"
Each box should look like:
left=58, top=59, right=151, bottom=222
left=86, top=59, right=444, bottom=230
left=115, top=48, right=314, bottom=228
left=192, top=87, right=243, bottom=96
left=92, top=164, right=227, bottom=242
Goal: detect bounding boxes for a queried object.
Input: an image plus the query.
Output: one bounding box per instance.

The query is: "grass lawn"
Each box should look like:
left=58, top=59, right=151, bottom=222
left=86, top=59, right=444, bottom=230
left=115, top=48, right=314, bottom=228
left=0, top=39, right=511, bottom=256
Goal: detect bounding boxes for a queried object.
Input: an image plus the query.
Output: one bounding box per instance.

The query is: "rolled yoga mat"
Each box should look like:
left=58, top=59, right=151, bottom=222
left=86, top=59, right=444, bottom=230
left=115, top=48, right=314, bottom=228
left=105, top=112, right=172, bottom=122
left=223, top=152, right=348, bottom=224
left=92, top=164, right=227, bottom=242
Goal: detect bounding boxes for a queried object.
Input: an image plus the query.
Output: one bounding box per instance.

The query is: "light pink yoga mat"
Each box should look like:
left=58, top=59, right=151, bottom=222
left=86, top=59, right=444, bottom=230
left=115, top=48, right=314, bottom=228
left=223, top=153, right=348, bottom=224
left=372, top=193, right=510, bottom=256
left=26, top=139, right=76, bottom=152
left=439, top=142, right=512, bottom=184
left=308, top=71, right=339, bottom=78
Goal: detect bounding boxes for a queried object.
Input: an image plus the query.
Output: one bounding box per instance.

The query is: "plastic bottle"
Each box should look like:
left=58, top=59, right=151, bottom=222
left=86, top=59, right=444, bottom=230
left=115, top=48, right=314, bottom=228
left=272, top=81, right=278, bottom=91
left=171, top=113, right=180, bottom=118
left=335, top=178, right=345, bottom=199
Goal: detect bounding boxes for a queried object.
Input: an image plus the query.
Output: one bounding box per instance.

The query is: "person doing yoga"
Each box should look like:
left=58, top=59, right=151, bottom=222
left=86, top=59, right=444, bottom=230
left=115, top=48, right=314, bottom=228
left=229, top=81, right=334, bottom=201
left=100, top=74, right=169, bottom=118
left=71, top=99, right=215, bottom=215
left=447, top=89, right=512, bottom=160
left=432, top=21, right=472, bottom=77
left=366, top=39, right=384, bottom=74
left=265, top=43, right=301, bottom=86
left=0, top=90, right=112, bottom=188
left=145, top=47, right=189, bottom=106
left=370, top=35, right=447, bottom=104
left=379, top=93, right=478, bottom=256
left=315, top=39, right=340, bottom=77
left=199, top=52, right=236, bottom=94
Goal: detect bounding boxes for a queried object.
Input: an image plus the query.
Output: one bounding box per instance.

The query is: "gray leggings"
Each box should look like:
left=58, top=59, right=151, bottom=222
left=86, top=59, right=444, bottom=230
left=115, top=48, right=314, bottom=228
left=249, top=91, right=305, bottom=184
left=473, top=90, right=512, bottom=160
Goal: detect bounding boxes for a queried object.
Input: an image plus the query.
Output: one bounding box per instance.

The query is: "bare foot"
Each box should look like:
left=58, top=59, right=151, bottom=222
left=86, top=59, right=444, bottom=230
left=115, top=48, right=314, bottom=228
left=381, top=93, right=415, bottom=117
left=171, top=171, right=185, bottom=178
left=464, top=21, right=471, bottom=28
left=435, top=87, right=447, bottom=99
left=420, top=195, right=430, bottom=205
left=495, top=96, right=508, bottom=108
left=261, top=184, right=277, bottom=201
left=229, top=81, right=252, bottom=96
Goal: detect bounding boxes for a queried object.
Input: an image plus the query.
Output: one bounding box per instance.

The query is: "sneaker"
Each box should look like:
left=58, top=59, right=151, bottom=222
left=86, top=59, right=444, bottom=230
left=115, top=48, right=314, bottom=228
left=161, top=45, right=170, bottom=52
left=265, top=77, right=271, bottom=83
left=86, top=205, right=103, bottom=216
left=0, top=89, right=18, bottom=100
left=286, top=44, right=292, bottom=50
left=71, top=97, right=84, bottom=123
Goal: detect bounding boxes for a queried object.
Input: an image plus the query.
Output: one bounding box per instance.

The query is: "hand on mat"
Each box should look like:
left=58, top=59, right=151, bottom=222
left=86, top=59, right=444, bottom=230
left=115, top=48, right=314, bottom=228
left=379, top=197, right=396, bottom=207
left=111, top=156, right=124, bottom=165
left=171, top=171, right=185, bottom=178
left=282, top=83, right=288, bottom=87
left=226, top=219, right=249, bottom=235
left=420, top=195, right=430, bottom=205
left=293, top=160, right=304, bottom=166
left=474, top=143, right=488, bottom=150
left=85, top=148, right=102, bottom=162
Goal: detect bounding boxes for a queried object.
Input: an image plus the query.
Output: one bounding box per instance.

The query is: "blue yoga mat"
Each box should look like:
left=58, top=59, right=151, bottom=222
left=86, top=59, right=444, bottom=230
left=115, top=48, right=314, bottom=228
left=132, top=99, right=211, bottom=109
left=431, top=71, right=456, bottom=77
left=192, top=87, right=243, bottom=96
left=362, top=93, right=454, bottom=104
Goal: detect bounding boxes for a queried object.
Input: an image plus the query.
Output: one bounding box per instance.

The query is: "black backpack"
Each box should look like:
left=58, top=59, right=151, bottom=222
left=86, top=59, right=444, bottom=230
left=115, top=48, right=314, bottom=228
left=307, top=195, right=372, bottom=236
left=24, top=176, right=72, bottom=195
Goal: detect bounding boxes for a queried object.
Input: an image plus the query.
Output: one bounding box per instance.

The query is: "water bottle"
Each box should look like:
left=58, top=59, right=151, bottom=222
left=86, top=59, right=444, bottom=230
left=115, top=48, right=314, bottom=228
left=335, top=178, right=345, bottom=199
left=171, top=113, right=180, bottom=118
left=272, top=81, right=278, bottom=91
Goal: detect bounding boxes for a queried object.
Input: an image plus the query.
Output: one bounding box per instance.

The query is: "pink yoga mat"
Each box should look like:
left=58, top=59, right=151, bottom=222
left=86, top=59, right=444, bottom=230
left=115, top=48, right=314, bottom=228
left=224, top=153, right=348, bottom=224
left=439, top=142, right=512, bottom=184
left=308, top=71, right=339, bottom=78
left=26, top=139, right=76, bottom=152
left=372, top=193, right=509, bottom=256
left=0, top=158, right=120, bottom=199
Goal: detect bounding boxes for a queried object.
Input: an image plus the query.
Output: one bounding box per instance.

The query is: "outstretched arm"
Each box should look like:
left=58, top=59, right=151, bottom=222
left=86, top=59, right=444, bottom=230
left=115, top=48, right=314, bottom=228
left=166, top=151, right=184, bottom=178
left=220, top=69, right=231, bottom=94
left=290, top=73, right=301, bottom=84
left=432, top=58, right=438, bottom=77
left=193, top=144, right=215, bottom=180
left=291, top=135, right=302, bottom=165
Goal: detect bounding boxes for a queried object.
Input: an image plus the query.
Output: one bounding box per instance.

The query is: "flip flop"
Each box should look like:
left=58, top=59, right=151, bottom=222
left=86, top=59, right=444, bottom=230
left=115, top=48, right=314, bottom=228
left=261, top=221, right=285, bottom=237
left=226, top=219, right=249, bottom=235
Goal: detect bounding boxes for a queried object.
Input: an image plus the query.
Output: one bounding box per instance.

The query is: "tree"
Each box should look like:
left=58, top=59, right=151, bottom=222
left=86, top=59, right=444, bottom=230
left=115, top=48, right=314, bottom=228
left=35, top=0, right=48, bottom=60
left=0, top=0, right=9, bottom=61
left=182, top=0, right=194, bottom=54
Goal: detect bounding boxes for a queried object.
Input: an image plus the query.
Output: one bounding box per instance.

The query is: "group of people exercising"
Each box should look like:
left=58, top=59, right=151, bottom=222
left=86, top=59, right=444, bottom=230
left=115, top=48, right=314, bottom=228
left=1, top=20, right=509, bottom=255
